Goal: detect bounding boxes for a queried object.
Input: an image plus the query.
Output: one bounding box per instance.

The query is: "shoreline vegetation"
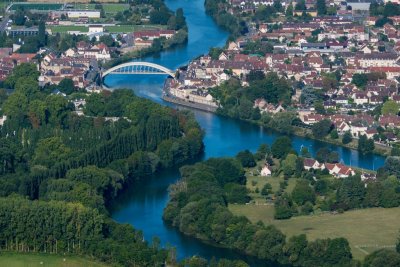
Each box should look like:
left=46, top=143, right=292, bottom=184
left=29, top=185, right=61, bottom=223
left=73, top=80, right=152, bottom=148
left=163, top=140, right=400, bottom=266
left=166, top=96, right=390, bottom=158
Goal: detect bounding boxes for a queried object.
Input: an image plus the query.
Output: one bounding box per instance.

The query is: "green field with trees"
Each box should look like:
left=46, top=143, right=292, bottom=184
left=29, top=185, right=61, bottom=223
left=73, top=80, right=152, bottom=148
left=0, top=253, right=107, bottom=267
left=230, top=205, right=400, bottom=260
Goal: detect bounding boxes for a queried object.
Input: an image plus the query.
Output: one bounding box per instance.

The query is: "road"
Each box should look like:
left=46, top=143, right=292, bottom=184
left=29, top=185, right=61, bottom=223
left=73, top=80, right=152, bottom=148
left=0, top=15, right=9, bottom=32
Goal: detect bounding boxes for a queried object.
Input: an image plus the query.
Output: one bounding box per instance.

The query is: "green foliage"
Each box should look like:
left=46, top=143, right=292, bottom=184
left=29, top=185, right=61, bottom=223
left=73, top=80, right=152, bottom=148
left=312, top=119, right=333, bottom=139
left=271, top=136, right=292, bottom=159
left=57, top=78, right=75, bottom=95
left=316, top=0, right=327, bottom=15
left=352, top=73, right=386, bottom=88
left=274, top=193, right=294, bottom=219
left=291, top=180, right=316, bottom=205
left=364, top=249, right=400, bottom=267
left=381, top=100, right=400, bottom=115
left=236, top=150, right=256, bottom=167
left=342, top=131, right=353, bottom=144
left=336, top=175, right=365, bottom=210
left=358, top=135, right=375, bottom=154
left=282, top=154, right=298, bottom=176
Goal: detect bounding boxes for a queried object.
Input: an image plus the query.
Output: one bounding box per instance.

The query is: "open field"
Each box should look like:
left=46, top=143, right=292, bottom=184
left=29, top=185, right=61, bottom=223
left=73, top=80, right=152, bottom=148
left=229, top=205, right=400, bottom=260
left=0, top=252, right=108, bottom=267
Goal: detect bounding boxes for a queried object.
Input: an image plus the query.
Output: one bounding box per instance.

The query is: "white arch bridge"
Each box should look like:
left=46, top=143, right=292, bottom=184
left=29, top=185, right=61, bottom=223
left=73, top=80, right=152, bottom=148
left=101, top=62, right=176, bottom=79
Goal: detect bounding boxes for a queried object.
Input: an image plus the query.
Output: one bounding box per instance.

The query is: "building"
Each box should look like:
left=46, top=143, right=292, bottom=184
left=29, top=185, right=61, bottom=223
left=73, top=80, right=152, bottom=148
left=260, top=164, right=272, bottom=176
left=7, top=27, right=39, bottom=37
left=67, top=10, right=101, bottom=19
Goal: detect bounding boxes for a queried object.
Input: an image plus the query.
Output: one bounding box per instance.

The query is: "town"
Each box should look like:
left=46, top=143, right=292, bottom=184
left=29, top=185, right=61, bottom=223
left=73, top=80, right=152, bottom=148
left=164, top=0, right=400, bottom=156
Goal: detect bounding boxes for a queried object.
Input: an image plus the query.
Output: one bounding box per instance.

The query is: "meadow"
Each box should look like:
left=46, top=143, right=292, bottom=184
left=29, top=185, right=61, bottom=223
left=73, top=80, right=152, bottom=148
left=229, top=204, right=400, bottom=260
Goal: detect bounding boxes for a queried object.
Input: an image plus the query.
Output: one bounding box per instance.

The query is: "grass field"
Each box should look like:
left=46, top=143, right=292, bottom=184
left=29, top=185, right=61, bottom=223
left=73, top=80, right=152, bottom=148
left=73, top=3, right=129, bottom=13
left=0, top=252, right=108, bottom=267
left=48, top=26, right=88, bottom=33
left=48, top=25, right=164, bottom=34
left=229, top=204, right=400, bottom=260
left=105, top=24, right=165, bottom=33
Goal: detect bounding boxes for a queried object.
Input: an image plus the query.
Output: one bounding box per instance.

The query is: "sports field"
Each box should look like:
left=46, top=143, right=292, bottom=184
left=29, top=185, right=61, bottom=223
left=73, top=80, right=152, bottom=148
left=48, top=25, right=88, bottom=33
left=105, top=24, right=164, bottom=33
left=229, top=204, right=400, bottom=260
left=73, top=3, right=129, bottom=13
left=0, top=252, right=108, bottom=267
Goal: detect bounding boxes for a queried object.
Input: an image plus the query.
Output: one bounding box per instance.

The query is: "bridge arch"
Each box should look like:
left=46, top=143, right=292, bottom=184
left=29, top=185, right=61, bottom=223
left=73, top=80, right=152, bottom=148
left=102, top=61, right=176, bottom=79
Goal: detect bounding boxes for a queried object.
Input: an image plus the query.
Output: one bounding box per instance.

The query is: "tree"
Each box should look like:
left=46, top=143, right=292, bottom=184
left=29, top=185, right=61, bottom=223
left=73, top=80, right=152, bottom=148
left=364, top=249, right=400, bottom=267
left=58, top=78, right=75, bottom=95
left=295, top=0, right=306, bottom=10
left=300, top=146, right=311, bottom=158
left=342, top=131, right=353, bottom=144
left=269, top=112, right=296, bottom=134
left=275, top=193, right=294, bottom=219
left=286, top=3, right=294, bottom=18
left=261, top=183, right=272, bottom=195
left=271, top=136, right=292, bottom=159
left=33, top=137, right=71, bottom=168
left=312, top=119, right=332, bottom=139
left=236, top=150, right=256, bottom=167
left=336, top=175, right=365, bottom=210
left=382, top=100, right=400, bottom=115
left=282, top=154, right=298, bottom=176
left=291, top=180, right=316, bottom=205
left=358, top=135, right=375, bottom=154
left=255, top=144, right=270, bottom=160
left=316, top=0, right=327, bottom=15
left=330, top=129, right=339, bottom=139
left=38, top=20, right=46, bottom=46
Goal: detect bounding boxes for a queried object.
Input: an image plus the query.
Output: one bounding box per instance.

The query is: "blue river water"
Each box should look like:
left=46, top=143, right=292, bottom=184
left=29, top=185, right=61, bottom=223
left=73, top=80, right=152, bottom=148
left=106, top=0, right=386, bottom=265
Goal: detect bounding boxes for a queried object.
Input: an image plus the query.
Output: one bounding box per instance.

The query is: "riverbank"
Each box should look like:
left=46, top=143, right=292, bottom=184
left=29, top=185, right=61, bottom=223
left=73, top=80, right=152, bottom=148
left=162, top=94, right=218, bottom=112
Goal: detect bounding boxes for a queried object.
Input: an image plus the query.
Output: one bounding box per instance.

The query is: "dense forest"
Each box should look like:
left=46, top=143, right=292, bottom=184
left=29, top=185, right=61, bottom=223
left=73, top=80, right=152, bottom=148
left=0, top=63, right=205, bottom=265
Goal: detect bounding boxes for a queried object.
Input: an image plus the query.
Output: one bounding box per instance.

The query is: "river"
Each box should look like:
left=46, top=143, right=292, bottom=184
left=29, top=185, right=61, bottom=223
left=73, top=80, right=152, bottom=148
left=105, top=0, right=386, bottom=265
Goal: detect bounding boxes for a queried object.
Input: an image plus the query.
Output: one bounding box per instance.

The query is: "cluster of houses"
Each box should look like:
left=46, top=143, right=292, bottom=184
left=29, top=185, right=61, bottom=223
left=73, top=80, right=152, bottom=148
left=121, top=29, right=176, bottom=53
left=0, top=48, right=36, bottom=81
left=39, top=41, right=109, bottom=88
left=261, top=157, right=375, bottom=181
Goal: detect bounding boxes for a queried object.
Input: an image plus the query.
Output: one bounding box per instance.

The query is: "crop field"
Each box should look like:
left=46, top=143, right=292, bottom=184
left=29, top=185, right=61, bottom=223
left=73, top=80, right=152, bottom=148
left=229, top=205, right=400, bottom=260
left=0, top=252, right=108, bottom=267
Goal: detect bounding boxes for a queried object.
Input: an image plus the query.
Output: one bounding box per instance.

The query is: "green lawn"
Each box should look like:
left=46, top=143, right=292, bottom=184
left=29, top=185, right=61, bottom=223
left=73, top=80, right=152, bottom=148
left=73, top=3, right=129, bottom=13
left=48, top=26, right=88, bottom=33
left=229, top=205, right=400, bottom=260
left=0, top=253, right=108, bottom=267
left=103, top=4, right=129, bottom=13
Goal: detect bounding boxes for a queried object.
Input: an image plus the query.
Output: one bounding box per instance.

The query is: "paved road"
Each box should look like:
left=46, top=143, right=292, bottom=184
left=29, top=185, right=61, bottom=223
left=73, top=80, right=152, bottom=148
left=0, top=15, right=9, bottom=32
